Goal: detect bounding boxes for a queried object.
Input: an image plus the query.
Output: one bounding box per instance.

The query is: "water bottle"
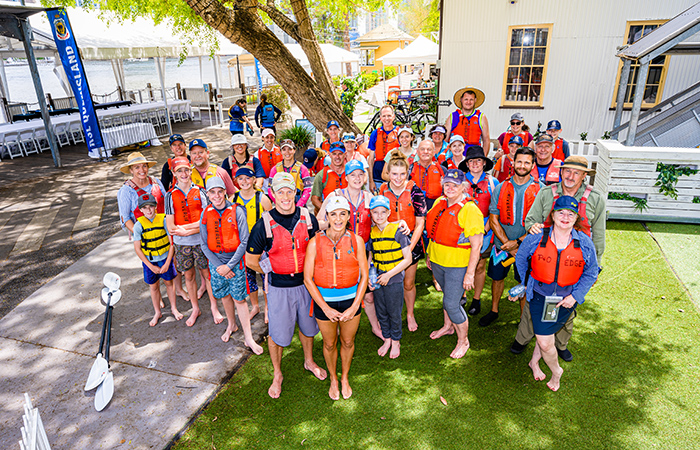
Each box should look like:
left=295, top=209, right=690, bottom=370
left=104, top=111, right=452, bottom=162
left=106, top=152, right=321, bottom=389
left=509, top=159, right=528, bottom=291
left=508, top=284, right=526, bottom=298
left=368, top=264, right=378, bottom=290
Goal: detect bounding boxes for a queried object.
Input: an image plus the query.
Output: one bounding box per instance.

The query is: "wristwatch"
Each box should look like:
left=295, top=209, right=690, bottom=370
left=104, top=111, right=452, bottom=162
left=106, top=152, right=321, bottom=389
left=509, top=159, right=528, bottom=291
left=516, top=238, right=522, bottom=245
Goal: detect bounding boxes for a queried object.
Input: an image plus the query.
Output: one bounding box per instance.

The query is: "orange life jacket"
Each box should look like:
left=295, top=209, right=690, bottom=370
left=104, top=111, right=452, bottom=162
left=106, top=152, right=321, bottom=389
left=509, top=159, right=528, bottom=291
left=410, top=161, right=443, bottom=200
left=337, top=189, right=372, bottom=242
left=552, top=138, right=566, bottom=162
left=313, top=231, right=359, bottom=289
left=426, top=197, right=472, bottom=249
left=497, top=178, right=540, bottom=226
left=229, top=155, right=256, bottom=189
left=202, top=204, right=242, bottom=254
left=450, top=109, right=482, bottom=145
left=501, top=131, right=531, bottom=153
left=263, top=207, right=313, bottom=275
left=321, top=167, right=347, bottom=199
left=530, top=227, right=585, bottom=286
left=443, top=158, right=460, bottom=171
left=494, top=155, right=514, bottom=183
left=465, top=174, right=495, bottom=219
left=126, top=177, right=164, bottom=220
left=169, top=185, right=204, bottom=226
left=531, top=159, right=562, bottom=185
left=544, top=185, right=593, bottom=237
left=373, top=127, right=399, bottom=161
left=380, top=181, right=417, bottom=231
left=258, top=145, right=282, bottom=177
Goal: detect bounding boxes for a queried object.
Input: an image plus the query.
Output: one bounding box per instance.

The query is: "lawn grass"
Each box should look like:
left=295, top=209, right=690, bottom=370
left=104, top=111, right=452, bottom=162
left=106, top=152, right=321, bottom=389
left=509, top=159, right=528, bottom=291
left=172, top=221, right=700, bottom=450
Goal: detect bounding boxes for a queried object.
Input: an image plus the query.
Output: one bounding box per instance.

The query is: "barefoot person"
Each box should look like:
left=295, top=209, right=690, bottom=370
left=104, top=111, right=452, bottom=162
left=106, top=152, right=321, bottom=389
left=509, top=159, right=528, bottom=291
left=117, top=151, right=166, bottom=236
left=199, top=177, right=263, bottom=352
left=304, top=196, right=368, bottom=400
left=132, top=193, right=182, bottom=326
left=246, top=173, right=327, bottom=398
left=368, top=195, right=412, bottom=359
left=515, top=196, right=598, bottom=391
left=426, top=169, right=484, bottom=359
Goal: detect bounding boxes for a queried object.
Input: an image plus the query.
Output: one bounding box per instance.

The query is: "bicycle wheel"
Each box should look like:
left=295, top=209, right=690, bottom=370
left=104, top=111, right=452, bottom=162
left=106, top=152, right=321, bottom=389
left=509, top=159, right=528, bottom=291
left=363, top=112, right=381, bottom=135
left=414, top=113, right=436, bottom=137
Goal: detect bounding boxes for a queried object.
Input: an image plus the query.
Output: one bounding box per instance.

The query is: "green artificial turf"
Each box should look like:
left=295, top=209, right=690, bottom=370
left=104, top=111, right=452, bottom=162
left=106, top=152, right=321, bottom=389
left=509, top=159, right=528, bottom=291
left=172, top=221, right=700, bottom=450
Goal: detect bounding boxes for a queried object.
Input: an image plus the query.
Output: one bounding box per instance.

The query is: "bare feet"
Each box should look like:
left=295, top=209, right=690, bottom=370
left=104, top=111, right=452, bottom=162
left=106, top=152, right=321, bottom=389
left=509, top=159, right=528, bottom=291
left=390, top=340, right=401, bottom=359
left=547, top=366, right=564, bottom=392
left=171, top=308, right=184, bottom=321
left=264, top=308, right=269, bottom=324
left=429, top=326, right=454, bottom=340
left=211, top=307, right=225, bottom=325
left=450, top=340, right=470, bottom=359
left=176, top=289, right=190, bottom=302
left=268, top=373, right=283, bottom=399
left=378, top=339, right=391, bottom=357
left=159, top=299, right=165, bottom=309
left=433, top=279, right=442, bottom=292
left=529, top=360, right=546, bottom=381
left=328, top=380, right=340, bottom=401
left=245, top=337, right=264, bottom=355
left=149, top=311, right=162, bottom=327
left=304, top=361, right=328, bottom=381
left=249, top=304, right=260, bottom=319
left=407, top=315, right=418, bottom=332
left=197, top=285, right=206, bottom=300
left=221, top=323, right=238, bottom=342
left=186, top=308, right=201, bottom=327
left=341, top=379, right=352, bottom=399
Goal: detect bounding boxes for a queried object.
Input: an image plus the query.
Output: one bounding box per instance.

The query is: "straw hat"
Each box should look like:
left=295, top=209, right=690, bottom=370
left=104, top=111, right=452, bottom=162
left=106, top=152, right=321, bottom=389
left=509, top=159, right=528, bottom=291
left=453, top=86, right=485, bottom=110
left=560, top=155, right=596, bottom=175
left=120, top=152, right=156, bottom=174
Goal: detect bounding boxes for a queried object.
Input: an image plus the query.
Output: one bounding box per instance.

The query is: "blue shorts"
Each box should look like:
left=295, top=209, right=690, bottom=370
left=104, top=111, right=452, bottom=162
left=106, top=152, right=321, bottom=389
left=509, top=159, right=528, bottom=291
left=209, top=261, right=248, bottom=301
left=143, top=259, right=177, bottom=285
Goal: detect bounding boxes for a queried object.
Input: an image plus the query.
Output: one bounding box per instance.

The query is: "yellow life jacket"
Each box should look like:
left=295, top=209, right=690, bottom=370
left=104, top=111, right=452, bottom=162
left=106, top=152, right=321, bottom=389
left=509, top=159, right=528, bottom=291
left=191, top=164, right=219, bottom=189
left=370, top=222, right=404, bottom=273
left=233, top=191, right=262, bottom=232
left=137, top=214, right=170, bottom=260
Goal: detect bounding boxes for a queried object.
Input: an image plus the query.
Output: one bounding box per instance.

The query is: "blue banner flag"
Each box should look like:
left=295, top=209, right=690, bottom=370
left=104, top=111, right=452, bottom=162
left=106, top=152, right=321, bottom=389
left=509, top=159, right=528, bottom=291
left=46, top=8, right=105, bottom=158
left=254, top=57, right=263, bottom=95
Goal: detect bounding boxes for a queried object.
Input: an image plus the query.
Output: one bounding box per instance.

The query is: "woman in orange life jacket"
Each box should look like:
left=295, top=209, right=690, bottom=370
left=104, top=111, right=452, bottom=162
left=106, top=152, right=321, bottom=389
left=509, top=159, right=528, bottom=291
left=441, top=135, right=467, bottom=172
left=492, top=135, right=524, bottom=183
left=514, top=196, right=598, bottom=392
left=320, top=120, right=342, bottom=152
left=117, top=152, right=166, bottom=236
left=268, top=139, right=313, bottom=207
left=304, top=196, right=368, bottom=401
left=426, top=169, right=485, bottom=359
left=380, top=127, right=416, bottom=182
left=379, top=152, right=428, bottom=332
left=256, top=128, right=283, bottom=180
left=221, top=134, right=265, bottom=190
left=497, top=112, right=534, bottom=153
left=200, top=176, right=264, bottom=354
left=428, top=124, right=451, bottom=164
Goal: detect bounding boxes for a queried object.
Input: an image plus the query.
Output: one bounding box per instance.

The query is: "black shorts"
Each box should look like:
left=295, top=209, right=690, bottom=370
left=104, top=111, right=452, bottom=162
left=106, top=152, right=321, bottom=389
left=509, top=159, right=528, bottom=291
left=487, top=256, right=522, bottom=282
left=314, top=298, right=361, bottom=321
left=410, top=233, right=425, bottom=266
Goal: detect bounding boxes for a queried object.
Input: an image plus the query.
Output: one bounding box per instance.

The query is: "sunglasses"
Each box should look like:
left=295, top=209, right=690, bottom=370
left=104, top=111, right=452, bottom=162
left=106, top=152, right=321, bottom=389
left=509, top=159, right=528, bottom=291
left=280, top=139, right=295, bottom=146
left=470, top=183, right=483, bottom=194
left=510, top=121, right=522, bottom=125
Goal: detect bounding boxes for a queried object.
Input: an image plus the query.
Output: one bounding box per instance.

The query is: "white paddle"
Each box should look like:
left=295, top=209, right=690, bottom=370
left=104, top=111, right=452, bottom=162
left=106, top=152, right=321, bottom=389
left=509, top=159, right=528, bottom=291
left=85, top=289, right=121, bottom=391
left=95, top=300, right=115, bottom=411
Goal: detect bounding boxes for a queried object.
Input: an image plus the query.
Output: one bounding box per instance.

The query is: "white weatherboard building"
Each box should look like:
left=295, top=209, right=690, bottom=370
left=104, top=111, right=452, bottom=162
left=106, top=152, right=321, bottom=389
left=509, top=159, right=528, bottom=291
left=436, top=0, right=700, bottom=142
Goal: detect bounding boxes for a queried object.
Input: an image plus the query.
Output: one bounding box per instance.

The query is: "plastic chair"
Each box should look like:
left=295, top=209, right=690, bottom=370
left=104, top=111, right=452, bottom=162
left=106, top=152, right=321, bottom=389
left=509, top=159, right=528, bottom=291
left=2, top=131, right=24, bottom=159
left=70, top=123, right=85, bottom=145
left=19, top=129, right=39, bottom=156
left=54, top=123, right=71, bottom=147
left=34, top=128, right=51, bottom=153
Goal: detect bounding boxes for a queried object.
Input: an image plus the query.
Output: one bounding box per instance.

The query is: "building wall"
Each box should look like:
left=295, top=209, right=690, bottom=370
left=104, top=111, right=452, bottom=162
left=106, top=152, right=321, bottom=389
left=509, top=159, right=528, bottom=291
left=438, top=0, right=700, bottom=141
left=359, top=39, right=409, bottom=73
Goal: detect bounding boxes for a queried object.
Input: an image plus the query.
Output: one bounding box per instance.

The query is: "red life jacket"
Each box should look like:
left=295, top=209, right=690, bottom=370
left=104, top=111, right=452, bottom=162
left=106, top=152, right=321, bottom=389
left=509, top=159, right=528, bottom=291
left=313, top=231, right=359, bottom=289
left=497, top=178, right=540, bottom=226
left=450, top=109, right=482, bottom=145
left=373, top=127, right=399, bottom=161
left=169, top=185, right=204, bottom=225
left=410, top=161, right=443, bottom=199
left=202, top=204, right=242, bottom=254
left=258, top=145, right=282, bottom=177
left=263, top=207, right=313, bottom=275
left=443, top=158, right=460, bottom=171
left=501, top=131, right=531, bottom=153
left=531, top=159, right=562, bottom=185
left=552, top=138, right=566, bottom=162
left=426, top=197, right=471, bottom=249
left=380, top=181, right=417, bottom=231
left=229, top=155, right=256, bottom=189
left=544, top=185, right=593, bottom=237
left=530, top=227, right=585, bottom=287
left=494, top=156, right=514, bottom=183
left=126, top=177, right=164, bottom=220
left=465, top=174, right=495, bottom=219
left=321, top=167, right=347, bottom=199
left=337, top=189, right=371, bottom=242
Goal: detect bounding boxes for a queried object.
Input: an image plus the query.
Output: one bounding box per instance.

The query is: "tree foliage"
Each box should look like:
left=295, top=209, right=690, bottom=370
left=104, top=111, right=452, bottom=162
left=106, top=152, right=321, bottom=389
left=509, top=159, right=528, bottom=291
left=399, top=0, right=440, bottom=38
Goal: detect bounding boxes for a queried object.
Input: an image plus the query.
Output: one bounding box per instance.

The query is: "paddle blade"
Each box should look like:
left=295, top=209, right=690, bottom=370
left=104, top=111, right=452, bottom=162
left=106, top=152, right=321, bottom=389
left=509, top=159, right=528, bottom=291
left=103, top=272, right=121, bottom=291
left=85, top=354, right=108, bottom=391
left=95, top=371, right=114, bottom=411
left=101, top=287, right=122, bottom=306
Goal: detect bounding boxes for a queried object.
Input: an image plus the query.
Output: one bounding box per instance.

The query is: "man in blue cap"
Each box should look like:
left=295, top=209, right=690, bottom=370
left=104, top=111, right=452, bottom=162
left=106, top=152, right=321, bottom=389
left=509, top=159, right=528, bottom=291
left=188, top=138, right=236, bottom=195
left=311, top=141, right=347, bottom=210
left=546, top=120, right=570, bottom=161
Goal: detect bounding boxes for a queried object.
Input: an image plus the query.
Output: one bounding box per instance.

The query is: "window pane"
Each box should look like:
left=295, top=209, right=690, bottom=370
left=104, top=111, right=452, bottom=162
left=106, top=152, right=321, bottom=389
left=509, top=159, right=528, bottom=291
left=644, top=85, right=658, bottom=103
left=643, top=24, right=658, bottom=36
left=522, top=28, right=536, bottom=46
left=521, top=48, right=533, bottom=66
left=533, top=48, right=546, bottom=65
left=519, top=67, right=531, bottom=84
left=536, top=28, right=548, bottom=46
left=509, top=48, right=521, bottom=65
left=628, top=25, right=644, bottom=44
left=648, top=67, right=662, bottom=84
left=529, top=85, right=541, bottom=101
left=651, top=55, right=666, bottom=65
left=531, top=67, right=543, bottom=84
left=507, top=67, right=519, bottom=84
left=511, top=29, right=523, bottom=46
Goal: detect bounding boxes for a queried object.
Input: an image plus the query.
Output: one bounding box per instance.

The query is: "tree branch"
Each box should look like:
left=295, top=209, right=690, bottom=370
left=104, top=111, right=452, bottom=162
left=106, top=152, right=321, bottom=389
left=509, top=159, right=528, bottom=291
left=257, top=1, right=302, bottom=43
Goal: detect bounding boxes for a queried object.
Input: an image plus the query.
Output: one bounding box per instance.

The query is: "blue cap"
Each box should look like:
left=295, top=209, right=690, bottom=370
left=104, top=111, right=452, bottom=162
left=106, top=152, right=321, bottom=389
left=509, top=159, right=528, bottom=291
left=169, top=134, right=185, bottom=145
left=345, top=159, right=364, bottom=174
left=189, top=138, right=207, bottom=150
left=235, top=167, right=255, bottom=179
left=442, top=169, right=465, bottom=185
left=303, top=148, right=318, bottom=168
left=206, top=176, right=226, bottom=192
left=509, top=135, right=525, bottom=146
left=327, top=120, right=340, bottom=129
left=553, top=195, right=579, bottom=213
left=547, top=120, right=562, bottom=131
left=329, top=141, right=345, bottom=153
left=369, top=195, right=391, bottom=210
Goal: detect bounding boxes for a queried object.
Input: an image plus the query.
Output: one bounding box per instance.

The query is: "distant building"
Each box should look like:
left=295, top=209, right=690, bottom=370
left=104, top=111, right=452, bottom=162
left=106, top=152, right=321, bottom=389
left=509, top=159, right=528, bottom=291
left=354, top=23, right=413, bottom=74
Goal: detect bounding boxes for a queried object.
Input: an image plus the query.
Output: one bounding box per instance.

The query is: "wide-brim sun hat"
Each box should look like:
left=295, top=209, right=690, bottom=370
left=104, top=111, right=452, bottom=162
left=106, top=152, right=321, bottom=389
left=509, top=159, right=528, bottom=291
left=453, top=86, right=485, bottom=110
left=464, top=145, right=495, bottom=172
left=120, top=151, right=156, bottom=174
left=560, top=155, right=596, bottom=175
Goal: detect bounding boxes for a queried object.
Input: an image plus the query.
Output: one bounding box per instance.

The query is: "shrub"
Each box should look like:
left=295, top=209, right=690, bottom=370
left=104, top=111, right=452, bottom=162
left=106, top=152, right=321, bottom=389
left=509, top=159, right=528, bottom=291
left=278, top=125, right=315, bottom=152
left=382, top=66, right=397, bottom=80
left=262, top=85, right=290, bottom=115
left=360, top=72, right=379, bottom=89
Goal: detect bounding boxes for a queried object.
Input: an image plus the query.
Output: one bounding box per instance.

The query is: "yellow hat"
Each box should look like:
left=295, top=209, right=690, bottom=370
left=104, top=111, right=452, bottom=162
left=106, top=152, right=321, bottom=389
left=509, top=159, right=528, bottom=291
left=453, top=86, right=485, bottom=110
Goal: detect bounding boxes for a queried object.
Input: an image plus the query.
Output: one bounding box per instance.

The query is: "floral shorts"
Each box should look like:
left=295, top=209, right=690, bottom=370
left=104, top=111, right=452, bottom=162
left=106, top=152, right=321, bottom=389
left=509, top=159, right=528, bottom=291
left=174, top=244, right=208, bottom=272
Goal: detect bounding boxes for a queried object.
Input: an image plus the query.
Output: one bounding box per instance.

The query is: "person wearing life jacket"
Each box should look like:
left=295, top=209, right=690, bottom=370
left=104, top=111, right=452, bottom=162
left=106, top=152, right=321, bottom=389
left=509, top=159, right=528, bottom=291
left=410, top=139, right=445, bottom=210
left=441, top=135, right=467, bottom=172
left=531, top=134, right=562, bottom=186
left=514, top=195, right=598, bottom=392
left=480, top=147, right=540, bottom=327
left=546, top=120, right=570, bottom=162
left=132, top=192, right=181, bottom=327
left=446, top=86, right=491, bottom=155
left=165, top=156, right=222, bottom=327
left=379, top=152, right=427, bottom=333
left=368, top=105, right=400, bottom=191
left=302, top=147, right=326, bottom=178
left=355, top=133, right=370, bottom=158
left=254, top=93, right=282, bottom=133
left=246, top=172, right=327, bottom=399
left=311, top=141, right=348, bottom=211
left=381, top=127, right=417, bottom=182
left=426, top=169, right=485, bottom=359
left=428, top=124, right=451, bottom=164
left=221, top=134, right=265, bottom=190
left=256, top=129, right=283, bottom=181
left=160, top=134, right=190, bottom=191
left=512, top=155, right=606, bottom=362
left=492, top=135, right=524, bottom=183
left=117, top=151, right=166, bottom=235
left=303, top=196, right=369, bottom=401
left=498, top=112, right=533, bottom=153
left=232, top=167, right=273, bottom=323
left=228, top=97, right=254, bottom=136
left=368, top=195, right=413, bottom=359
left=342, top=133, right=369, bottom=186
left=268, top=139, right=312, bottom=207
left=189, top=139, right=236, bottom=195
left=320, top=120, right=342, bottom=154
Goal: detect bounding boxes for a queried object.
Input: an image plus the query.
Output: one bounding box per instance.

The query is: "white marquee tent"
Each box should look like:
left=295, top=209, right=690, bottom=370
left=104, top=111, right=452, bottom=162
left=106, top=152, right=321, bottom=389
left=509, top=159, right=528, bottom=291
left=378, top=35, right=438, bottom=65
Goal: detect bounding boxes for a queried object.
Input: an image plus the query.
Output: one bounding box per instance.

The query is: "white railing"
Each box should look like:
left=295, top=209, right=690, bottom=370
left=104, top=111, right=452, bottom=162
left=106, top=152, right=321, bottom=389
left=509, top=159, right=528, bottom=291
left=18, top=393, right=52, bottom=450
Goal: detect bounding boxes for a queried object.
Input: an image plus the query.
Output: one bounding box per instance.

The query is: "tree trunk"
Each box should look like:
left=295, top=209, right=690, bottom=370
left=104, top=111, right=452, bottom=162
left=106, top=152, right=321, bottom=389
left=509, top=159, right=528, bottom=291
left=185, top=0, right=359, bottom=134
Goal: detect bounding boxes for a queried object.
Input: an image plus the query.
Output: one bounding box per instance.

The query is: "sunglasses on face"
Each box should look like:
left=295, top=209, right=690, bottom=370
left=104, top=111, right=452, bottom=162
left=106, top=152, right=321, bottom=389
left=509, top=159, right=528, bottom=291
left=511, top=121, right=522, bottom=125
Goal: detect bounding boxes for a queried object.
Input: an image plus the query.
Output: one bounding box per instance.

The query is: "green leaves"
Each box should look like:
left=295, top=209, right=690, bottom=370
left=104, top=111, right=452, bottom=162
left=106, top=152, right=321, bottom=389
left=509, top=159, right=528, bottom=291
left=655, top=162, right=699, bottom=200
left=608, top=192, right=648, bottom=212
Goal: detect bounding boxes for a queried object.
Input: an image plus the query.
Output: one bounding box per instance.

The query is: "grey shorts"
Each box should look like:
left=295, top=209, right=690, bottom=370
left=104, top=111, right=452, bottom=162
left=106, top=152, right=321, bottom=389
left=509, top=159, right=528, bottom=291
left=267, top=284, right=319, bottom=347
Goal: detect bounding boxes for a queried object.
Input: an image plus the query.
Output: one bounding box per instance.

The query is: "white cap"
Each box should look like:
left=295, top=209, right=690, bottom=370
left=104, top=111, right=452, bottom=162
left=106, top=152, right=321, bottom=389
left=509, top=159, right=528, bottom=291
left=231, top=134, right=247, bottom=146
left=262, top=129, right=275, bottom=138
left=326, top=196, right=351, bottom=213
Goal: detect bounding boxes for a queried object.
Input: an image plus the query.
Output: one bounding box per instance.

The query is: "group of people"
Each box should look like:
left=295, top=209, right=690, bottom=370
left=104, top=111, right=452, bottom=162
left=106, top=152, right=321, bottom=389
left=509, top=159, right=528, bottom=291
left=116, top=86, right=605, bottom=399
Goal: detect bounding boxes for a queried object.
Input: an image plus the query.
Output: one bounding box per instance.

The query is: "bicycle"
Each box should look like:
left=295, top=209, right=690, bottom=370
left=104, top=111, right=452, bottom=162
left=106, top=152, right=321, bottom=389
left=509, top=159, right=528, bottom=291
left=363, top=95, right=436, bottom=136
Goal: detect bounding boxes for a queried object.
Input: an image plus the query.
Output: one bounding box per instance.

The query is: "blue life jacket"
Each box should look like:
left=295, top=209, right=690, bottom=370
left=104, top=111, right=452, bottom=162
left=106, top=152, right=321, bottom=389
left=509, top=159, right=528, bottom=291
left=261, top=104, right=276, bottom=127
